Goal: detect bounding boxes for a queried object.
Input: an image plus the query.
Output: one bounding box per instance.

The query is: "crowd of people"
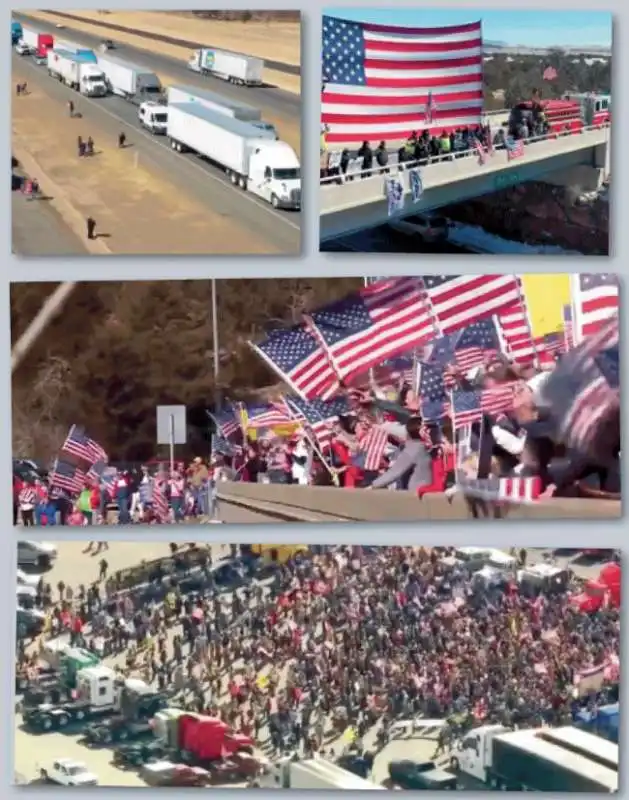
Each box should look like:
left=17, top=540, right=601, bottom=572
left=17, top=545, right=620, bottom=761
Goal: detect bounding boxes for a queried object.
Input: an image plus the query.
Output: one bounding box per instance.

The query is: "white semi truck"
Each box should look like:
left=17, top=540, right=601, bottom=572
left=187, top=47, right=263, bottom=86
left=96, top=54, right=162, bottom=103
left=260, top=757, right=385, bottom=790
left=138, top=101, right=168, bottom=134
left=167, top=84, right=277, bottom=137
left=47, top=49, right=107, bottom=97
left=167, top=102, right=300, bottom=210
left=451, top=724, right=618, bottom=792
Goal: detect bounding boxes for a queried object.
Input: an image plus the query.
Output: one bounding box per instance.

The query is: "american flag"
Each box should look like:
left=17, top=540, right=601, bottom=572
left=61, top=425, right=107, bottom=465
left=358, top=425, right=389, bottom=471
left=321, top=16, right=484, bottom=144
left=563, top=304, right=574, bottom=351
left=494, top=300, right=536, bottom=364
left=450, top=319, right=501, bottom=372
left=505, top=136, right=525, bottom=160
left=285, top=395, right=350, bottom=449
left=474, top=138, right=487, bottom=165
left=450, top=391, right=483, bottom=427
left=308, top=277, right=436, bottom=388
left=571, top=273, right=620, bottom=343
left=49, top=459, right=86, bottom=495
left=245, top=404, right=293, bottom=430
left=249, top=324, right=337, bottom=400
left=209, top=408, right=241, bottom=440
left=458, top=475, right=542, bottom=503
left=152, top=478, right=170, bottom=523
left=481, top=382, right=517, bottom=416
left=419, top=362, right=447, bottom=422
left=421, top=275, right=522, bottom=335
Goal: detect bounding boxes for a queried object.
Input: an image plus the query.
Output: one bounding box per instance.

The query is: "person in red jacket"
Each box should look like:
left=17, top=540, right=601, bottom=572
left=417, top=441, right=455, bottom=498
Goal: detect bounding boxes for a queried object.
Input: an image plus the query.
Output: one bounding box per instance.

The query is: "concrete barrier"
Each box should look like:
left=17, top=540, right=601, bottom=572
left=12, top=144, right=111, bottom=256
left=218, top=483, right=621, bottom=522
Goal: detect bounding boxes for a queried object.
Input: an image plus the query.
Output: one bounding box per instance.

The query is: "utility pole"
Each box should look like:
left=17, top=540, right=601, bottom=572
left=211, top=279, right=220, bottom=411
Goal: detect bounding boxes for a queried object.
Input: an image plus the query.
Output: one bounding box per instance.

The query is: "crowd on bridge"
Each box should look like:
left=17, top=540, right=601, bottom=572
left=17, top=544, right=621, bottom=762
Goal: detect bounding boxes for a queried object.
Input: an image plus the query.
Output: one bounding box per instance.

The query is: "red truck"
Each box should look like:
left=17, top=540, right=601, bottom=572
left=178, top=714, right=254, bottom=763
left=570, top=562, right=621, bottom=613
left=35, top=33, right=54, bottom=62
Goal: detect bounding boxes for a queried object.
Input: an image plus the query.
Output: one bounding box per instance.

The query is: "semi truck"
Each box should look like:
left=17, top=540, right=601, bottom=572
left=152, top=708, right=254, bottom=764
left=47, top=49, right=107, bottom=96
left=138, top=101, right=169, bottom=134
left=167, top=102, right=301, bottom=210
left=167, top=84, right=277, bottom=137
left=12, top=21, right=23, bottom=45
left=96, top=54, right=163, bottom=103
left=187, top=48, right=263, bottom=87
left=54, top=39, right=96, bottom=61
left=450, top=724, right=618, bottom=792
left=261, top=757, right=384, bottom=789
left=21, top=664, right=166, bottom=732
left=20, top=28, right=54, bottom=62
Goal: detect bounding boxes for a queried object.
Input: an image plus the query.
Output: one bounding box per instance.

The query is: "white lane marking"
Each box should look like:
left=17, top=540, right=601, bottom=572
left=16, top=57, right=300, bottom=233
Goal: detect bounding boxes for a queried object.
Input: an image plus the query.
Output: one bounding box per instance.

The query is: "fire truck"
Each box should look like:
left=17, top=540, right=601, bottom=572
left=509, top=93, right=610, bottom=137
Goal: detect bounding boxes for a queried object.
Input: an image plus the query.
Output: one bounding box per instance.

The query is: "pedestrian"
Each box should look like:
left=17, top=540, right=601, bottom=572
left=86, top=136, right=94, bottom=156
left=86, top=216, right=97, bottom=240
left=77, top=136, right=84, bottom=158
left=98, top=558, right=108, bottom=580
left=16, top=83, right=22, bottom=97
left=21, top=82, right=28, bottom=95
left=68, top=99, right=74, bottom=117
left=118, top=131, right=126, bottom=148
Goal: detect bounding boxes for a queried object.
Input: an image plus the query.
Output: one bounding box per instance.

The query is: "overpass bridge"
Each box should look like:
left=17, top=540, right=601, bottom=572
left=320, top=125, right=610, bottom=243
left=218, top=482, right=620, bottom=523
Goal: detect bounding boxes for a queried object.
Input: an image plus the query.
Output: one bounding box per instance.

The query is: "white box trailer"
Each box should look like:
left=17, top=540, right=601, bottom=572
left=167, top=84, right=276, bottom=137
left=167, top=102, right=300, bottom=210
left=20, top=28, right=40, bottom=48
left=187, top=48, right=263, bottom=86
left=47, top=49, right=107, bottom=96
left=96, top=54, right=162, bottom=102
left=262, top=759, right=385, bottom=790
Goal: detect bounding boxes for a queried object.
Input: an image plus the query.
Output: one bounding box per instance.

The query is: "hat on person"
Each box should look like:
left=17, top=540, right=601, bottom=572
left=193, top=456, right=202, bottom=464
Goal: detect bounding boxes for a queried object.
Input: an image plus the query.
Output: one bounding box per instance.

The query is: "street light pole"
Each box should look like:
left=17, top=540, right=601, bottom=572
left=211, top=279, right=221, bottom=412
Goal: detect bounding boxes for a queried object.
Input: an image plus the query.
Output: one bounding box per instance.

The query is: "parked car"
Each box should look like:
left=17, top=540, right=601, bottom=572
left=17, top=540, right=58, bottom=569
left=15, top=41, right=34, bottom=56
left=388, top=212, right=451, bottom=243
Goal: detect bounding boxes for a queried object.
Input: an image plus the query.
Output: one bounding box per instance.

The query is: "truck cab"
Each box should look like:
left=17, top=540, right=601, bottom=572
left=139, top=101, right=169, bottom=135
left=451, top=724, right=507, bottom=786
left=247, top=141, right=301, bottom=210
left=389, top=759, right=458, bottom=790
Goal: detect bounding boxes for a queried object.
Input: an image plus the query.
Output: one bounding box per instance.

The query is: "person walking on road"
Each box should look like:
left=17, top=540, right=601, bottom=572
left=68, top=99, right=75, bottom=117
left=118, top=131, right=126, bottom=148
left=86, top=136, right=94, bottom=156
left=77, top=136, right=85, bottom=157
left=86, top=216, right=97, bottom=240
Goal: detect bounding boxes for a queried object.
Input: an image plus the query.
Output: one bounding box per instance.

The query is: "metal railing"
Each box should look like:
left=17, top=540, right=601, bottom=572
left=320, top=122, right=610, bottom=187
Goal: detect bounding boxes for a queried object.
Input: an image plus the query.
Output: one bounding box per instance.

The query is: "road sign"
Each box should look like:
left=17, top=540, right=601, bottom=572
left=156, top=405, right=187, bottom=446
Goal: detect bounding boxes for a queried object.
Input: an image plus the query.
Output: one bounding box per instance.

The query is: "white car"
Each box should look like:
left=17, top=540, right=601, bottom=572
left=40, top=759, right=98, bottom=786
left=15, top=41, right=33, bottom=55
left=17, top=568, right=40, bottom=589
left=16, top=584, right=38, bottom=608
left=388, top=212, right=450, bottom=243
left=17, top=540, right=58, bottom=568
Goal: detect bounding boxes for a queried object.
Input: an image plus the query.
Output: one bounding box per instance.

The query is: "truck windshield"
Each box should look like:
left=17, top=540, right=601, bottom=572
left=85, top=75, right=103, bottom=83
left=143, top=86, right=161, bottom=96
left=153, top=113, right=168, bottom=123
left=273, top=168, right=300, bottom=181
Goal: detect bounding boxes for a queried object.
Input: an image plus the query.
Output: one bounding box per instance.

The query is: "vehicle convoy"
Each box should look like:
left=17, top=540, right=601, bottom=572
left=167, top=102, right=301, bottom=210
left=47, top=49, right=107, bottom=96
left=187, top=47, right=263, bottom=86
left=96, top=54, right=163, bottom=103
left=167, top=84, right=277, bottom=137
left=18, top=645, right=101, bottom=704
left=450, top=724, right=618, bottom=792
left=22, top=664, right=167, bottom=732
left=261, top=757, right=384, bottom=789
left=138, top=101, right=168, bottom=134
left=19, top=29, right=54, bottom=62
left=40, top=758, right=99, bottom=786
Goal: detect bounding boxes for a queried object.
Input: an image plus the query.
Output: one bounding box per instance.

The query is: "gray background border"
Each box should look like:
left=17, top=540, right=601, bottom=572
left=3, top=0, right=626, bottom=795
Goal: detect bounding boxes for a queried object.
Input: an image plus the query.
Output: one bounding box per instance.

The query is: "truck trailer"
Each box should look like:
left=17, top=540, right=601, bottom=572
left=96, top=54, right=162, bottom=103
left=451, top=724, right=618, bottom=792
left=54, top=39, right=96, bottom=61
left=12, top=21, right=23, bottom=45
left=20, top=28, right=54, bottom=61
left=262, top=757, right=385, bottom=790
left=167, top=84, right=276, bottom=137
left=47, top=49, right=107, bottom=96
left=187, top=48, right=263, bottom=86
left=167, top=102, right=300, bottom=210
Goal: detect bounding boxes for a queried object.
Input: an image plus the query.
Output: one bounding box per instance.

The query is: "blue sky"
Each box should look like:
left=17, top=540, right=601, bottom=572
left=324, top=9, right=612, bottom=48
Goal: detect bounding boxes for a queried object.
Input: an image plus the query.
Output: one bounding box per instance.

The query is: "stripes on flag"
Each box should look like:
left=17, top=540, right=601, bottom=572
left=505, top=136, right=525, bottom=160
left=563, top=304, right=574, bottom=351
left=421, top=275, right=523, bottom=335
left=358, top=425, right=389, bottom=471
left=152, top=478, right=170, bottom=523
left=61, top=425, right=107, bottom=466
left=458, top=475, right=543, bottom=504
left=49, top=459, right=86, bottom=495
left=571, top=274, right=620, bottom=343
left=321, top=16, right=484, bottom=144
left=284, top=395, right=350, bottom=450
left=494, top=289, right=537, bottom=364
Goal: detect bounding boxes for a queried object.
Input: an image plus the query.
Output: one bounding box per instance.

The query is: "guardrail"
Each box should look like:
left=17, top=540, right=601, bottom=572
left=320, top=123, right=610, bottom=187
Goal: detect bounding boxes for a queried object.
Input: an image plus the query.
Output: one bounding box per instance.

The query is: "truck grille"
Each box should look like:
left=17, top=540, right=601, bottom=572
left=290, top=188, right=301, bottom=204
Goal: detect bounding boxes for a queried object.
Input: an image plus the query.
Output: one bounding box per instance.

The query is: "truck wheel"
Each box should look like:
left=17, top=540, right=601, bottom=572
left=271, top=194, right=280, bottom=208
left=450, top=757, right=459, bottom=771
left=229, top=172, right=238, bottom=186
left=41, top=717, right=53, bottom=731
left=102, top=730, right=113, bottom=744
left=57, top=714, right=69, bottom=728
left=74, top=709, right=86, bottom=721
left=238, top=175, right=247, bottom=190
left=118, top=729, right=129, bottom=741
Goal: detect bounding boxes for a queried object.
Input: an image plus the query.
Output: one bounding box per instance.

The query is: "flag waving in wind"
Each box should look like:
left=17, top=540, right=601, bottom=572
left=321, top=16, right=484, bottom=144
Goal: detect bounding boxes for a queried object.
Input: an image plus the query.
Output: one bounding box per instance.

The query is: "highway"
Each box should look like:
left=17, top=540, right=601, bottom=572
left=12, top=12, right=300, bottom=137
left=13, top=53, right=301, bottom=255
left=12, top=184, right=88, bottom=256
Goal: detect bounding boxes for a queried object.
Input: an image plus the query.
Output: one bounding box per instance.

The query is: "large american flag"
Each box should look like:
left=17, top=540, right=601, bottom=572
left=245, top=404, right=293, bottom=430
left=308, top=277, right=436, bottom=387
left=61, top=425, right=107, bottom=466
left=249, top=325, right=337, bottom=400
left=421, top=275, right=522, bottom=335
left=571, top=273, right=620, bottom=343
left=285, top=395, right=350, bottom=449
left=494, top=301, right=536, bottom=364
left=321, top=15, right=484, bottom=144
left=49, top=459, right=86, bottom=495
left=358, top=425, right=389, bottom=471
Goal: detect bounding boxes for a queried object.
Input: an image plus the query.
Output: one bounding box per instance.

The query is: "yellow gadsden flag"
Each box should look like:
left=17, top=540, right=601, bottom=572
left=520, top=274, right=571, bottom=338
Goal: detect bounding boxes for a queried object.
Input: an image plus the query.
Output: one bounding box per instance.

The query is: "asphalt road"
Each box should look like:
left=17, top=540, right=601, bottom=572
left=12, top=187, right=88, bottom=257
left=13, top=54, right=301, bottom=254
left=13, top=12, right=299, bottom=122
